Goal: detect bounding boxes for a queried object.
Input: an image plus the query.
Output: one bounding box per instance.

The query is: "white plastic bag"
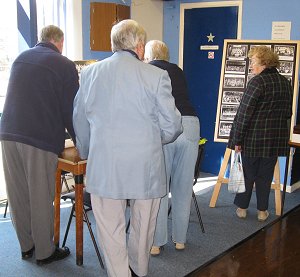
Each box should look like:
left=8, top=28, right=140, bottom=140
left=228, top=152, right=246, bottom=194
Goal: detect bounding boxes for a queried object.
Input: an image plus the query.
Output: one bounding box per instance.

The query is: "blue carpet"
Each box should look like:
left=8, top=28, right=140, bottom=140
left=1, top=183, right=300, bottom=277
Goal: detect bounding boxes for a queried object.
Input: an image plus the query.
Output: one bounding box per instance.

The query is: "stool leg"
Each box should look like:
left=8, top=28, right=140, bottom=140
left=126, top=219, right=130, bottom=233
left=83, top=208, right=105, bottom=269
left=4, top=200, right=8, bottom=218
left=168, top=205, right=172, bottom=216
left=62, top=204, right=75, bottom=247
left=192, top=191, right=205, bottom=233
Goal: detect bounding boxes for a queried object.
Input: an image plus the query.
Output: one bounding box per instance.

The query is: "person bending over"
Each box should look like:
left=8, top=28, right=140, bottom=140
left=0, top=25, right=79, bottom=264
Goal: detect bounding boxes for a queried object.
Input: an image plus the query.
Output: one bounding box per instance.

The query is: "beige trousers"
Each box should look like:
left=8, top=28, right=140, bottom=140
left=91, top=195, right=160, bottom=277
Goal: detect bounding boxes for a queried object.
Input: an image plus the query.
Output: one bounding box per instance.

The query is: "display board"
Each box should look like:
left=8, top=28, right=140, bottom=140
left=214, top=39, right=300, bottom=142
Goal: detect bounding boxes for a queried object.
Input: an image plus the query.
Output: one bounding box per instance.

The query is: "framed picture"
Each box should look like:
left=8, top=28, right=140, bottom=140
left=220, top=104, right=239, bottom=121
left=214, top=39, right=300, bottom=143
left=223, top=75, right=245, bottom=89
left=222, top=91, right=243, bottom=104
left=225, top=60, right=246, bottom=74
left=226, top=44, right=248, bottom=60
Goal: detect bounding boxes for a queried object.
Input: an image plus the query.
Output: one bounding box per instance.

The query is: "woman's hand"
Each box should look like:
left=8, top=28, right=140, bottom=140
left=235, top=145, right=242, bottom=152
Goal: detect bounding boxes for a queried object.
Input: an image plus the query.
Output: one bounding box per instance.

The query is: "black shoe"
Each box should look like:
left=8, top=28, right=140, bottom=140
left=36, top=247, right=70, bottom=265
left=130, top=267, right=140, bottom=277
left=22, top=246, right=35, bottom=259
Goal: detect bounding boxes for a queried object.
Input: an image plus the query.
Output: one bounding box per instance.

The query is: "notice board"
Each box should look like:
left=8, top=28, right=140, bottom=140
left=214, top=39, right=300, bottom=143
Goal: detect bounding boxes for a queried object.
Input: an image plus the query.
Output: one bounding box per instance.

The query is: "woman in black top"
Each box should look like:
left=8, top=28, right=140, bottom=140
left=144, top=40, right=200, bottom=255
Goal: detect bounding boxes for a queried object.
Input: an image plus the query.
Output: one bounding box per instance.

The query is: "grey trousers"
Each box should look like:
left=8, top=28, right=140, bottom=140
left=2, top=141, right=58, bottom=259
left=91, top=195, right=160, bottom=277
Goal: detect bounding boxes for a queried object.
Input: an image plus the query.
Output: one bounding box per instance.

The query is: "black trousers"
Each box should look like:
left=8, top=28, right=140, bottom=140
left=234, top=155, right=277, bottom=211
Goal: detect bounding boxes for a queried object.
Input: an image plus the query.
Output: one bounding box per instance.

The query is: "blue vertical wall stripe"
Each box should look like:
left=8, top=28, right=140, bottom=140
left=30, top=0, right=37, bottom=46
left=17, top=0, right=31, bottom=47
left=17, top=0, right=37, bottom=48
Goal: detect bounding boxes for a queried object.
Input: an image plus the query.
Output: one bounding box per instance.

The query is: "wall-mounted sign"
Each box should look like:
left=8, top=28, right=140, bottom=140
left=272, top=21, right=291, bottom=40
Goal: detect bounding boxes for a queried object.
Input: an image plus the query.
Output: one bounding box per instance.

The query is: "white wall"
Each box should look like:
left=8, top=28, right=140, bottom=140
left=131, top=0, right=163, bottom=42
left=66, top=0, right=83, bottom=60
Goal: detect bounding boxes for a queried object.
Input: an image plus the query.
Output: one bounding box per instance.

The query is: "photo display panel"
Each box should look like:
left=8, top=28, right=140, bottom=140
left=214, top=39, right=300, bottom=142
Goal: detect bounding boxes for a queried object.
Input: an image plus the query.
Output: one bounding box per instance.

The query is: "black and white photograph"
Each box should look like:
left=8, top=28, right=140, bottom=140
left=224, top=74, right=245, bottom=88
left=220, top=104, right=239, bottom=121
left=274, top=45, right=295, bottom=61
left=279, top=61, right=294, bottom=75
left=222, top=90, right=243, bottom=104
left=218, top=121, right=233, bottom=137
left=225, top=60, right=246, bottom=74
left=226, top=44, right=248, bottom=60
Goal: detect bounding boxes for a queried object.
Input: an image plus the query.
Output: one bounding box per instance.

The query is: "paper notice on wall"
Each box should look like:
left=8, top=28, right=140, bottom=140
left=272, top=21, right=291, bottom=40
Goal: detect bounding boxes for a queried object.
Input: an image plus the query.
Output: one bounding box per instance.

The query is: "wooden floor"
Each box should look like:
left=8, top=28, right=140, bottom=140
left=186, top=205, right=300, bottom=277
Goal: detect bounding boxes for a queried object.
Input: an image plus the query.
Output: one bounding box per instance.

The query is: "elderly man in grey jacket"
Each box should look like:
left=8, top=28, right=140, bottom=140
left=73, top=19, right=182, bottom=277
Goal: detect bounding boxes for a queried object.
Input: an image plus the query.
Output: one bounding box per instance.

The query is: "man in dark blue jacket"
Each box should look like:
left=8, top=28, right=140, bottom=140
left=0, top=25, right=79, bottom=264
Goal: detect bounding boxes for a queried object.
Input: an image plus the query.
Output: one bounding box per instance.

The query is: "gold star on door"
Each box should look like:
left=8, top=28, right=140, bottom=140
left=207, top=33, right=215, bottom=42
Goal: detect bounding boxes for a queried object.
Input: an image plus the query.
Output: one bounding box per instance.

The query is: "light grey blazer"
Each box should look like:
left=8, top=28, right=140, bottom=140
left=73, top=51, right=182, bottom=199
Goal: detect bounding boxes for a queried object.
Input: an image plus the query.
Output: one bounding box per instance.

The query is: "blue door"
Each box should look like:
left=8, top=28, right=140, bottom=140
left=183, top=6, right=239, bottom=175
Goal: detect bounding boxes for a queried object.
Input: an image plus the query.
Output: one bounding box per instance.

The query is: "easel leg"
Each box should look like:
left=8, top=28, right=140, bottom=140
left=281, top=153, right=290, bottom=216
left=209, top=148, right=231, bottom=207
left=272, top=159, right=281, bottom=216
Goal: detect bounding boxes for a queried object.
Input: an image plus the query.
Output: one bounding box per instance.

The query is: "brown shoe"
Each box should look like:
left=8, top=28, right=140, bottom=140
left=175, top=243, right=185, bottom=251
left=257, top=210, right=269, bottom=222
left=150, top=246, right=160, bottom=256
left=236, top=208, right=247, bottom=219
left=36, top=247, right=70, bottom=265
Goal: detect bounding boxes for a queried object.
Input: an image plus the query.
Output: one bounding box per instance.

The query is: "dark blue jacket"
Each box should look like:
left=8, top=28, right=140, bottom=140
left=0, top=42, right=79, bottom=155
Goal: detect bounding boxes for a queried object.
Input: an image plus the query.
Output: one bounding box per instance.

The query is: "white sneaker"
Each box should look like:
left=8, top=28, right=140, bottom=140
left=175, top=243, right=185, bottom=251
left=150, top=246, right=160, bottom=256
left=236, top=208, right=247, bottom=219
left=257, top=210, right=269, bottom=222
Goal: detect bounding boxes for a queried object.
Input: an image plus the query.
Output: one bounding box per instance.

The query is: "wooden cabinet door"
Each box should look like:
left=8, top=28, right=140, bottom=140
left=90, top=3, right=130, bottom=52
left=117, top=4, right=130, bottom=22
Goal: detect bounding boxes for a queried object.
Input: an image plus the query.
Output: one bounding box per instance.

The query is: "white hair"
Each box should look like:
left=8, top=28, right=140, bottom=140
left=144, top=40, right=169, bottom=62
left=111, top=19, right=146, bottom=52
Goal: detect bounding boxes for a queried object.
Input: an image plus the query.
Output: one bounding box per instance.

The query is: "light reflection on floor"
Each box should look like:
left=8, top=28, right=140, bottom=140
left=0, top=172, right=218, bottom=218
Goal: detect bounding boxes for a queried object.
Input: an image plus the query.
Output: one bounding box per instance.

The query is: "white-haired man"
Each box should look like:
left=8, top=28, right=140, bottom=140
left=73, top=20, right=182, bottom=277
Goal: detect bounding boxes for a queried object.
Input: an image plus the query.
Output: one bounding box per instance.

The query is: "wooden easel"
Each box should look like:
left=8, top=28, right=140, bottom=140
left=209, top=148, right=282, bottom=216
